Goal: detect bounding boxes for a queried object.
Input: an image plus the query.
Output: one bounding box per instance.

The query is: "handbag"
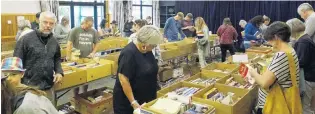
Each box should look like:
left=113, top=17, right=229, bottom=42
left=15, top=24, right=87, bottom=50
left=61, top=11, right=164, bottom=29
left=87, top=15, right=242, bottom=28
left=263, top=52, right=302, bottom=114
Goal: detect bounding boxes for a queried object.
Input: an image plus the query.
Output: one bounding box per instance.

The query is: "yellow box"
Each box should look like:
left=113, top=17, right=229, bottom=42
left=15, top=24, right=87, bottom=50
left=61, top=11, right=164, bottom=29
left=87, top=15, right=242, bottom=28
left=157, top=82, right=205, bottom=98
left=87, top=59, right=112, bottom=82
left=97, top=41, right=111, bottom=51
left=74, top=59, right=113, bottom=82
left=193, top=84, right=257, bottom=114
left=246, top=47, right=272, bottom=54
left=54, top=67, right=87, bottom=91
left=184, top=71, right=228, bottom=87
left=217, top=74, right=256, bottom=90
left=209, top=34, right=218, bottom=40
left=202, top=63, right=239, bottom=76
left=102, top=52, right=120, bottom=75
left=142, top=98, right=216, bottom=114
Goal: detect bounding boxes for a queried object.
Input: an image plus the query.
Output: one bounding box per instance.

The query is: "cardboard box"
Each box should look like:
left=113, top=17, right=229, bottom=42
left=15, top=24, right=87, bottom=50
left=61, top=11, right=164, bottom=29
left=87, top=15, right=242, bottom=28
left=227, top=53, right=263, bottom=64
left=159, top=69, right=173, bottom=82
left=157, top=82, right=205, bottom=98
left=184, top=71, right=228, bottom=87
left=74, top=87, right=113, bottom=114
left=54, top=67, right=87, bottom=91
left=202, top=63, right=239, bottom=76
left=246, top=47, right=272, bottom=54
left=102, top=52, right=120, bottom=75
left=160, top=46, right=181, bottom=60
left=73, top=59, right=113, bottom=82
left=217, top=74, right=256, bottom=90
left=142, top=98, right=216, bottom=114
left=192, top=84, right=257, bottom=114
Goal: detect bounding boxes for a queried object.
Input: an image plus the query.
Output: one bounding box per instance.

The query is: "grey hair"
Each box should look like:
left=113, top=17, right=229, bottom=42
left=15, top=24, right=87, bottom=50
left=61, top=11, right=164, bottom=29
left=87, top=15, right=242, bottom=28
left=17, top=19, right=31, bottom=30
left=39, top=11, right=57, bottom=23
left=136, top=25, right=163, bottom=45
left=286, top=18, right=305, bottom=37
left=298, top=3, right=314, bottom=14
left=263, top=15, right=270, bottom=22
left=239, top=20, right=247, bottom=27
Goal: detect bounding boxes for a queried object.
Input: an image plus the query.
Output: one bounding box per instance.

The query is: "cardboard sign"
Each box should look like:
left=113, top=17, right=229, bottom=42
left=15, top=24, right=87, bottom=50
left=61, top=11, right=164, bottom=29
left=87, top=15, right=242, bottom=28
left=239, top=63, right=249, bottom=78
left=232, top=54, right=249, bottom=63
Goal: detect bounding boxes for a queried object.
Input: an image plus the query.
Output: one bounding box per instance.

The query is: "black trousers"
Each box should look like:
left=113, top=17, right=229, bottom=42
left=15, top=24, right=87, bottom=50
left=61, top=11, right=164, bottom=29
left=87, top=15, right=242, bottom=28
left=220, top=44, right=235, bottom=62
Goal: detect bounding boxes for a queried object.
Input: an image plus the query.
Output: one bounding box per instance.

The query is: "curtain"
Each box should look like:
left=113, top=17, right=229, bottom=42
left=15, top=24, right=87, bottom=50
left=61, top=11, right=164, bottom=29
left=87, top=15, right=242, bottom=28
left=175, top=1, right=315, bottom=35
left=113, top=0, right=132, bottom=33
left=152, top=1, right=160, bottom=27
left=113, top=1, right=124, bottom=32
left=39, top=0, right=59, bottom=21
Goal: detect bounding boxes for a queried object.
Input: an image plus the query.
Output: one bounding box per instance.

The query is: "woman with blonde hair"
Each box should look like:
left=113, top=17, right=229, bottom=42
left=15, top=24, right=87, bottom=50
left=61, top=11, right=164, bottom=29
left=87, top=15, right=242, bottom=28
left=194, top=17, right=210, bottom=68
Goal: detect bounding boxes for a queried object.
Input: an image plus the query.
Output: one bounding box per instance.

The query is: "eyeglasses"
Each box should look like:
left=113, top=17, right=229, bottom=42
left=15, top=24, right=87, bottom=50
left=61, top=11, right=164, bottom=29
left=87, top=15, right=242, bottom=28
left=3, top=73, right=18, bottom=77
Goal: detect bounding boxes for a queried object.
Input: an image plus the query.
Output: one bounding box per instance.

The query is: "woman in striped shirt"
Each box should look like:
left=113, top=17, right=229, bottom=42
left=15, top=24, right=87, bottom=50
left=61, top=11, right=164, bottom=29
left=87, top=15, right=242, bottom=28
left=247, top=21, right=300, bottom=114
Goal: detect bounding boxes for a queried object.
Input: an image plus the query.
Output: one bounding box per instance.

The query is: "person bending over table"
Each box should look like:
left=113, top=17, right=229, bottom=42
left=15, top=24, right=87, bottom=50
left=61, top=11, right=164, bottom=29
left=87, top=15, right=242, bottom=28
left=113, top=25, right=164, bottom=114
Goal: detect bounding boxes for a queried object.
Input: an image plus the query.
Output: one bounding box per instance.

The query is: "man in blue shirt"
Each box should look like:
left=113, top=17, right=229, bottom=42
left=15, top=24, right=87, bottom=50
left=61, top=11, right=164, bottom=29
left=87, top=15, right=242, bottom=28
left=164, top=12, right=186, bottom=42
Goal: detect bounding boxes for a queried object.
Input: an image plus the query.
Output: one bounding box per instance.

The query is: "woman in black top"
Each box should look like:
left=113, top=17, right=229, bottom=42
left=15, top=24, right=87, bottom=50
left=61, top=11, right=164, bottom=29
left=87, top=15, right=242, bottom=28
left=113, top=25, right=164, bottom=114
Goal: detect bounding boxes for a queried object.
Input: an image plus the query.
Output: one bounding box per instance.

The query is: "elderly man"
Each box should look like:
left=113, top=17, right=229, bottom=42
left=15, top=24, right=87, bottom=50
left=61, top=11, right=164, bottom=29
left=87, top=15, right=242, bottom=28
left=164, top=12, right=186, bottom=42
left=13, top=11, right=63, bottom=103
left=298, top=3, right=315, bottom=42
left=66, top=16, right=100, bottom=59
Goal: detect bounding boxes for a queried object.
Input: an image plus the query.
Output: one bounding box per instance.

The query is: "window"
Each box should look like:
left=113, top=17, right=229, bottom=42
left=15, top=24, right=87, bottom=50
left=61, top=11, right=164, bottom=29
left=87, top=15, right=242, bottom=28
left=59, top=0, right=105, bottom=29
left=58, top=6, right=71, bottom=24
left=74, top=6, right=94, bottom=27
left=97, top=6, right=105, bottom=27
left=132, top=0, right=153, bottom=20
left=132, top=6, right=141, bottom=19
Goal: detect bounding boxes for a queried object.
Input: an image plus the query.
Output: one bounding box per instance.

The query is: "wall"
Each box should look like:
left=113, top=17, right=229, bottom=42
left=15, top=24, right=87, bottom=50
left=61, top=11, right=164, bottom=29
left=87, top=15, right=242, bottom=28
left=1, top=1, right=41, bottom=14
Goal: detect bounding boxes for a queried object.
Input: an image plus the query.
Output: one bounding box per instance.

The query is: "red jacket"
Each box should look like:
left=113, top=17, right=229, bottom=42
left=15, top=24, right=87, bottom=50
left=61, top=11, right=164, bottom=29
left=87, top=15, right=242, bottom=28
left=217, top=25, right=238, bottom=44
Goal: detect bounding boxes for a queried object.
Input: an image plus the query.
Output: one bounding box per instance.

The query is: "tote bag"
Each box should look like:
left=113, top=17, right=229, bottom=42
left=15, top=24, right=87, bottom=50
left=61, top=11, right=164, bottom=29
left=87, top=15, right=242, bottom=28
left=263, top=52, right=302, bottom=114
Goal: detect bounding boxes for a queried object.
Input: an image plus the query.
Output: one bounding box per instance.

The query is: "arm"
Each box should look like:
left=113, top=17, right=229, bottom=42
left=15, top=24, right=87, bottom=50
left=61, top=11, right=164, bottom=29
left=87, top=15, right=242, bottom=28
left=305, top=19, right=315, bottom=37
left=179, top=27, right=186, bottom=39
left=117, top=52, right=139, bottom=109
left=244, top=25, right=257, bottom=41
left=249, top=68, right=276, bottom=89
left=203, top=26, right=209, bottom=40
left=91, top=31, right=100, bottom=54
left=163, top=18, right=171, bottom=38
left=66, top=29, right=76, bottom=59
left=248, top=52, right=285, bottom=89
left=54, top=25, right=67, bottom=40
left=118, top=74, right=138, bottom=108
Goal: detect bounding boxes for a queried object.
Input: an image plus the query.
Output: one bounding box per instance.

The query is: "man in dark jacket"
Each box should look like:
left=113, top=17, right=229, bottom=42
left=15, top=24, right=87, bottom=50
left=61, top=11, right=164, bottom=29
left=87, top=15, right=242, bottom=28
left=123, top=16, right=134, bottom=37
left=31, top=12, right=41, bottom=30
left=13, top=11, right=63, bottom=104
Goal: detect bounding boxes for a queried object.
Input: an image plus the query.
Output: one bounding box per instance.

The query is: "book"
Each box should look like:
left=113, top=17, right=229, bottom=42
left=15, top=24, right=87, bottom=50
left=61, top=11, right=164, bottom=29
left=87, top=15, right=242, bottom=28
left=239, top=63, right=255, bottom=84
